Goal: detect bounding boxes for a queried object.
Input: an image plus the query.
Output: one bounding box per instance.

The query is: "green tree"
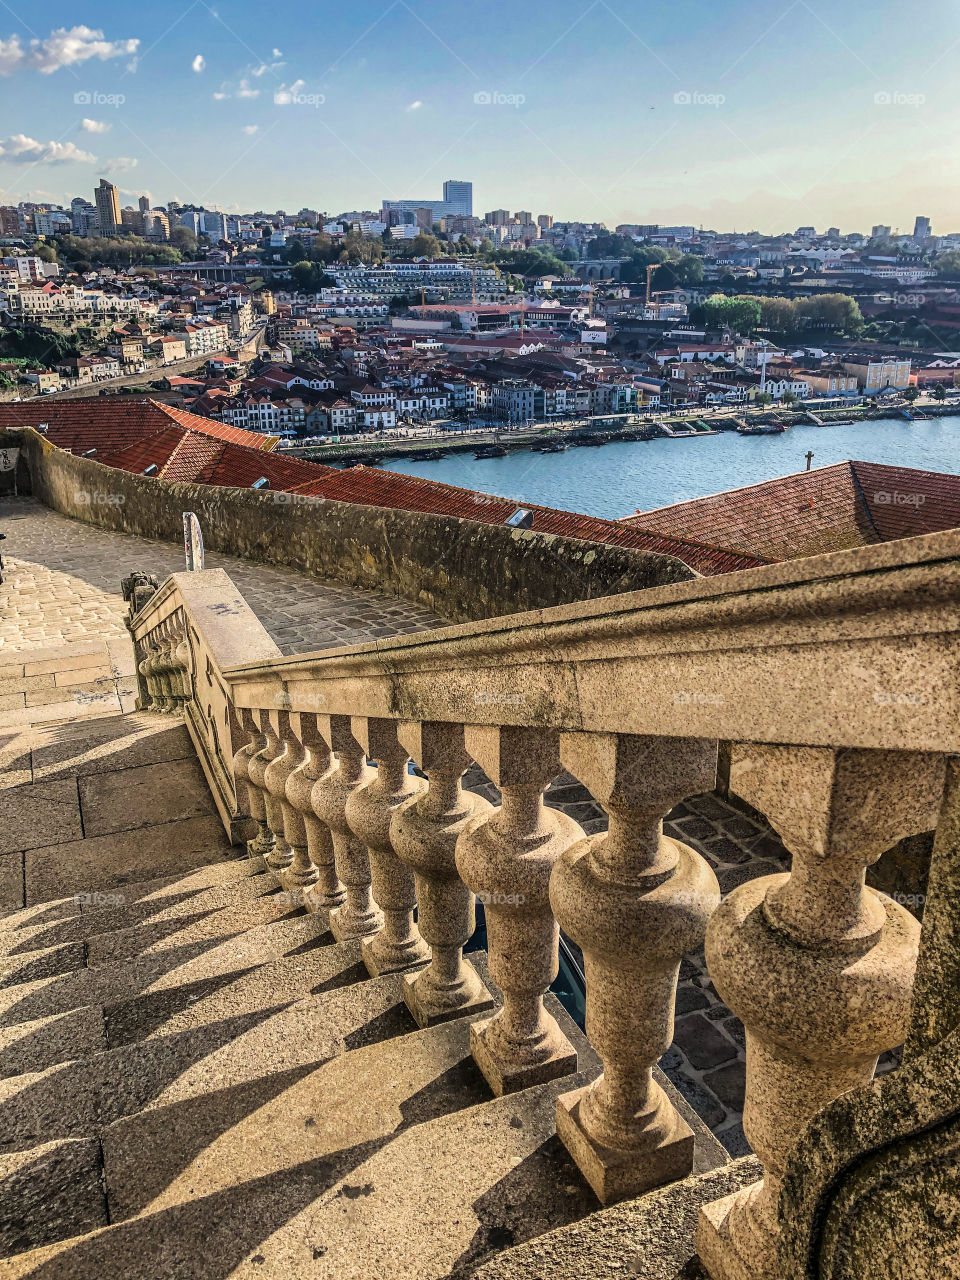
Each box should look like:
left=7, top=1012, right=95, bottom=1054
left=169, top=226, right=198, bottom=254
left=932, top=385, right=948, bottom=401
left=759, top=297, right=797, bottom=331
left=902, top=386, right=920, bottom=402
left=411, top=233, right=442, bottom=258
left=934, top=251, right=960, bottom=279
left=703, top=293, right=761, bottom=334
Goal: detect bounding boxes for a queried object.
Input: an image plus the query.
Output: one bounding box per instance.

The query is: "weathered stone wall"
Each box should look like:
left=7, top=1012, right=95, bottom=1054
left=5, top=428, right=696, bottom=622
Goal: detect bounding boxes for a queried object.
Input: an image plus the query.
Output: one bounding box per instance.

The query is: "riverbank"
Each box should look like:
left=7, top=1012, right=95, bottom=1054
left=285, top=400, right=959, bottom=465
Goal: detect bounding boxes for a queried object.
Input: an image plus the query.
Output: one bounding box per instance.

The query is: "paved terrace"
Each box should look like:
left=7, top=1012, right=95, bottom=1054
left=0, top=496, right=445, bottom=657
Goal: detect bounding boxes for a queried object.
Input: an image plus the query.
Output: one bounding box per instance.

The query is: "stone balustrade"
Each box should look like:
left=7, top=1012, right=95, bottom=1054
left=125, top=532, right=960, bottom=1280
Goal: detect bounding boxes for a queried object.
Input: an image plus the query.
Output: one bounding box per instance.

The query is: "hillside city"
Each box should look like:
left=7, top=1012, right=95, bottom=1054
left=2, top=178, right=959, bottom=448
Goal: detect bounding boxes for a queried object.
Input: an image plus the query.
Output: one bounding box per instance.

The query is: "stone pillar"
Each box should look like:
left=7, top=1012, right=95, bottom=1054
left=346, top=717, right=429, bottom=977
left=455, top=725, right=583, bottom=1096
left=274, top=712, right=319, bottom=897
left=391, top=721, right=496, bottom=1027
left=550, top=732, right=720, bottom=1204
left=312, top=715, right=382, bottom=941
left=246, top=710, right=285, bottom=871
left=235, top=711, right=273, bottom=860
left=136, top=634, right=161, bottom=711
left=293, top=716, right=346, bottom=913
left=697, top=745, right=945, bottom=1280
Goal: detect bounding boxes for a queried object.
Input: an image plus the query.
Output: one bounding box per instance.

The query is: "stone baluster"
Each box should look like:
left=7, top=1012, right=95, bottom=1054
left=291, top=716, right=346, bottom=913
left=279, top=713, right=323, bottom=898
left=550, top=733, right=720, bottom=1204
left=231, top=707, right=272, bottom=859
left=172, top=621, right=193, bottom=707
left=245, top=710, right=280, bottom=866
left=392, top=721, right=496, bottom=1027
left=697, top=745, right=946, bottom=1280
left=312, top=715, right=382, bottom=941
left=346, top=717, right=429, bottom=976
left=259, top=709, right=298, bottom=875
left=148, top=627, right=174, bottom=712
left=136, top=634, right=161, bottom=711
left=455, top=725, right=583, bottom=1095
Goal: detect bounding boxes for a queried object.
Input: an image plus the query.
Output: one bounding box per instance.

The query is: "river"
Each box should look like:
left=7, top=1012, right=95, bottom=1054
left=383, top=415, right=960, bottom=519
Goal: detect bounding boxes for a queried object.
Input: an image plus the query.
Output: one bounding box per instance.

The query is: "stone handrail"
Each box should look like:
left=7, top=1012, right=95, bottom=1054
left=126, top=527, right=960, bottom=1280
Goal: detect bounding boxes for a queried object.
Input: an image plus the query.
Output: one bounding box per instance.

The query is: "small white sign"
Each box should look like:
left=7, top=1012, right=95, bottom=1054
left=0, top=447, right=20, bottom=473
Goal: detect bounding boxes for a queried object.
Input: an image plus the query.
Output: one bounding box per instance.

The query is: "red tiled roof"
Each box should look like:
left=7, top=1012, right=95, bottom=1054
left=0, top=398, right=279, bottom=455
left=160, top=432, right=225, bottom=483
left=620, top=460, right=960, bottom=561
left=97, top=424, right=189, bottom=476
left=852, top=461, right=960, bottom=541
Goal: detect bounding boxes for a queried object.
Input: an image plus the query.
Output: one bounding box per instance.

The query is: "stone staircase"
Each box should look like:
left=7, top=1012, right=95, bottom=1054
left=0, top=641, right=752, bottom=1279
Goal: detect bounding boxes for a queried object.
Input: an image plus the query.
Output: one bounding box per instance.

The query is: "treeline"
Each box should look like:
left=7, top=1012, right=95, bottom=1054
left=695, top=292, right=864, bottom=336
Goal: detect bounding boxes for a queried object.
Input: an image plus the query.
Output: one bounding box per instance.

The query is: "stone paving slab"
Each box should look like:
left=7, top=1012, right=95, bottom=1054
left=1, top=497, right=445, bottom=656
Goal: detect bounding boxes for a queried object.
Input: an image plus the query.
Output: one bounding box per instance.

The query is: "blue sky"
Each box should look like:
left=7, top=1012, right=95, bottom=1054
left=1, top=0, right=958, bottom=232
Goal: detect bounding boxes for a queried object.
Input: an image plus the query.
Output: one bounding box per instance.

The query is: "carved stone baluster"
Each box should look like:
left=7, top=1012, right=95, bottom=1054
left=346, top=717, right=429, bottom=976
left=245, top=710, right=279, bottom=865
left=260, top=710, right=297, bottom=874
left=148, top=627, right=173, bottom=712
left=312, top=715, right=382, bottom=941
left=455, top=725, right=583, bottom=1096
left=550, top=733, right=720, bottom=1204
left=173, top=620, right=193, bottom=708
left=280, top=713, right=322, bottom=898
left=137, top=634, right=160, bottom=711
left=231, top=707, right=271, bottom=860
left=235, top=711, right=276, bottom=860
left=157, top=624, right=179, bottom=713
left=392, top=721, right=496, bottom=1027
left=697, top=745, right=945, bottom=1280
left=293, top=716, right=346, bottom=913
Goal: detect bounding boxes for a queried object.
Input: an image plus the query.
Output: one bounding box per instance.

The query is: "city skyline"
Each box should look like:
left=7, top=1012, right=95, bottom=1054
left=1, top=0, right=959, bottom=231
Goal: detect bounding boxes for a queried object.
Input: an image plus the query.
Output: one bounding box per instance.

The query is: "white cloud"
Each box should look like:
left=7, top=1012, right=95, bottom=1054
left=236, top=78, right=259, bottom=98
left=407, top=100, right=423, bottom=111
left=102, top=156, right=138, bottom=172
left=251, top=58, right=284, bottom=77
left=81, top=118, right=111, bottom=134
left=192, top=54, right=205, bottom=73
left=0, top=26, right=140, bottom=76
left=0, top=134, right=96, bottom=163
left=241, top=124, right=259, bottom=135
left=272, top=48, right=283, bottom=59
left=212, top=89, right=228, bottom=100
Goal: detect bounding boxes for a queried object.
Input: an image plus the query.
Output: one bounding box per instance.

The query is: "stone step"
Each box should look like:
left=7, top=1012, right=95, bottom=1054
left=0, top=911, right=336, bottom=1031
left=472, top=1156, right=763, bottom=1280
left=0, top=1139, right=108, bottom=1260
left=0, top=997, right=606, bottom=1278
left=0, top=858, right=272, bottom=957
left=0, top=889, right=311, bottom=988
left=0, top=926, right=370, bottom=1076
left=0, top=965, right=410, bottom=1155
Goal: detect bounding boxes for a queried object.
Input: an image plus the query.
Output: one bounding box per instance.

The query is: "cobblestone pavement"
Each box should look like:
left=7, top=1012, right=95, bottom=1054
left=0, top=497, right=445, bottom=657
